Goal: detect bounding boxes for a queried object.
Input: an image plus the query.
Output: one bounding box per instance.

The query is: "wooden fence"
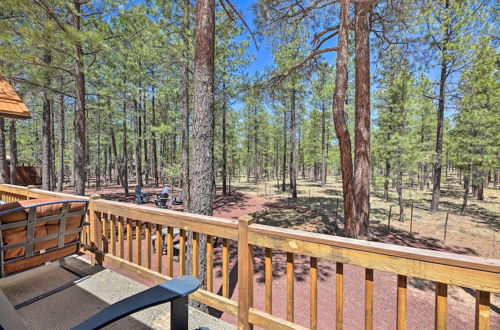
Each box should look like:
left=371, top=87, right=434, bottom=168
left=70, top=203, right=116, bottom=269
left=0, top=184, right=498, bottom=330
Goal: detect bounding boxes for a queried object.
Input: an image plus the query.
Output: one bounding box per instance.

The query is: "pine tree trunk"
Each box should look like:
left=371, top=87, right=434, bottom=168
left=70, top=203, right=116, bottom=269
left=396, top=172, right=404, bottom=222
left=477, top=178, right=484, bottom=200
left=57, top=84, right=65, bottom=191
left=143, top=93, right=149, bottom=185
left=461, top=168, right=470, bottom=215
left=354, top=1, right=371, bottom=236
left=384, top=158, right=390, bottom=201
left=122, top=99, right=129, bottom=196
left=0, top=119, right=7, bottom=183
left=282, top=110, right=287, bottom=191
left=73, top=0, right=86, bottom=196
left=181, top=0, right=191, bottom=208
left=254, top=107, right=259, bottom=185
left=96, top=106, right=101, bottom=191
left=50, top=107, right=56, bottom=189
left=190, top=0, right=215, bottom=308
left=431, top=0, right=450, bottom=212
left=152, top=86, right=159, bottom=185
left=289, top=89, right=297, bottom=199
left=134, top=99, right=143, bottom=187
left=222, top=85, right=228, bottom=195
left=321, top=101, right=327, bottom=187
left=332, top=0, right=356, bottom=237
left=41, top=105, right=51, bottom=188
left=9, top=120, right=18, bottom=185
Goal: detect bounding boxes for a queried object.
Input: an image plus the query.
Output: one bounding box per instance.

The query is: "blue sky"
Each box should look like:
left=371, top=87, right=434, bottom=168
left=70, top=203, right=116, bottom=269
left=232, top=0, right=274, bottom=76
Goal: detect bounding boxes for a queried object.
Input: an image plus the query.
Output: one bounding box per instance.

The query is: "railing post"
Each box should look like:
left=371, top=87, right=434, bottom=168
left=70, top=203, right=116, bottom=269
left=238, top=215, right=254, bottom=330
left=26, top=185, right=36, bottom=200
left=89, top=194, right=103, bottom=266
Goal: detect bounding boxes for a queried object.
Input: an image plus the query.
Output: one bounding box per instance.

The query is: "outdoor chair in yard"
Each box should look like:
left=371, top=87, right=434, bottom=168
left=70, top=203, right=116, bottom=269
left=134, top=186, right=150, bottom=204
left=152, top=227, right=181, bottom=253
left=155, top=186, right=170, bottom=208
left=171, top=192, right=183, bottom=206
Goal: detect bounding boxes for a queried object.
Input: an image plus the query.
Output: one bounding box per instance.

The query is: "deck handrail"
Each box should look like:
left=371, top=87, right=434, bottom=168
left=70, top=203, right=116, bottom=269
left=0, top=184, right=498, bottom=330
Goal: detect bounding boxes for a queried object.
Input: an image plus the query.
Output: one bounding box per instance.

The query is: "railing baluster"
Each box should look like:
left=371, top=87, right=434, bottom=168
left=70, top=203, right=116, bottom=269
left=145, top=222, right=151, bottom=269
left=475, top=290, right=490, bottom=330
left=222, top=238, right=229, bottom=298
left=102, top=213, right=109, bottom=253
left=126, top=218, right=133, bottom=262
left=336, top=262, right=343, bottom=330
left=155, top=224, right=163, bottom=273
left=110, top=214, right=116, bottom=255
left=167, top=226, right=174, bottom=277
left=310, top=257, right=317, bottom=330
left=265, top=248, right=273, bottom=314
left=118, top=216, right=124, bottom=259
left=207, top=235, right=213, bottom=292
left=365, top=268, right=374, bottom=330
left=193, top=232, right=199, bottom=278
left=179, top=229, right=186, bottom=276
left=397, top=275, right=407, bottom=330
left=287, top=252, right=294, bottom=322
left=135, top=220, right=142, bottom=266
left=435, top=282, right=447, bottom=330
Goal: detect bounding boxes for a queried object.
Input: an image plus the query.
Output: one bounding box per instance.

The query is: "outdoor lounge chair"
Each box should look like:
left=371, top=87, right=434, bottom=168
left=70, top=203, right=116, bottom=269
left=152, top=227, right=181, bottom=253
left=0, top=198, right=88, bottom=277
left=134, top=187, right=150, bottom=204
left=0, top=275, right=201, bottom=330
left=171, top=192, right=183, bottom=206
left=155, top=186, right=170, bottom=208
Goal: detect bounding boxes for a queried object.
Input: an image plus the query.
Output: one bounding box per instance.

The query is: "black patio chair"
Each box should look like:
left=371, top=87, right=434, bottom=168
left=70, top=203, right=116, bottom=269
left=0, top=275, right=201, bottom=330
left=171, top=192, right=183, bottom=206
left=154, top=186, right=170, bottom=208
left=134, top=187, right=150, bottom=204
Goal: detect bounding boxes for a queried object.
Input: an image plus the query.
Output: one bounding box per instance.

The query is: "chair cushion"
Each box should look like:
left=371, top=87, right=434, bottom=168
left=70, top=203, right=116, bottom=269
left=0, top=199, right=86, bottom=274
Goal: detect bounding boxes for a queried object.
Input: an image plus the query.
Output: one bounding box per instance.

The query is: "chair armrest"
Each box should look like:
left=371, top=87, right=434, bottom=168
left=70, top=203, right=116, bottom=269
left=72, top=275, right=200, bottom=330
left=0, top=289, right=28, bottom=330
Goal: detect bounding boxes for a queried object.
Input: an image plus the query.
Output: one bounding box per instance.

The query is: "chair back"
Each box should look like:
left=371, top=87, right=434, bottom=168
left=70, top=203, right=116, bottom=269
left=135, top=187, right=142, bottom=196
left=0, top=199, right=88, bottom=277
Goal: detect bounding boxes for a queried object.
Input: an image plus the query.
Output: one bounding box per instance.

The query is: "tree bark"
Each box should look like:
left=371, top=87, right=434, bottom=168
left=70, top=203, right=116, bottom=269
left=254, top=106, right=260, bottom=185
left=9, top=120, right=18, bottom=185
left=96, top=105, right=101, bottom=191
left=461, top=168, right=470, bottom=215
left=151, top=86, right=159, bottom=185
left=0, top=119, right=7, bottom=183
left=282, top=110, right=287, bottom=191
left=72, top=0, right=86, bottom=196
left=354, top=1, right=371, bottom=236
left=57, top=82, right=65, bottom=191
left=182, top=0, right=191, bottom=210
left=430, top=0, right=450, bottom=212
left=384, top=158, right=390, bottom=201
left=190, top=0, right=215, bottom=307
left=42, top=52, right=52, bottom=191
left=321, top=101, right=327, bottom=186
left=122, top=99, right=129, bottom=196
left=222, top=84, right=228, bottom=195
left=332, top=0, right=356, bottom=238
left=134, top=99, right=143, bottom=187
left=289, top=89, right=297, bottom=199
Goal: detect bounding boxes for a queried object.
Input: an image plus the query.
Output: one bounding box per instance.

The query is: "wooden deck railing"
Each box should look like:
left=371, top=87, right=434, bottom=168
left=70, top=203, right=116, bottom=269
left=0, top=184, right=498, bottom=330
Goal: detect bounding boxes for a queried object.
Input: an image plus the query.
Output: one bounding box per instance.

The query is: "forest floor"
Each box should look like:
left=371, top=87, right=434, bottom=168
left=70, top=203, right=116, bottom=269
left=75, top=175, right=499, bottom=328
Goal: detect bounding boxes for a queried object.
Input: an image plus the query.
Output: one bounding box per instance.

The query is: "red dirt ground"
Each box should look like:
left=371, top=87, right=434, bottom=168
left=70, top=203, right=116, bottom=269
left=74, top=184, right=499, bottom=329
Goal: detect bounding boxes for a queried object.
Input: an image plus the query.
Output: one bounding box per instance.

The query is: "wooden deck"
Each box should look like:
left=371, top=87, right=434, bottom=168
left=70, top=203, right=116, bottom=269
left=0, top=184, right=499, bottom=329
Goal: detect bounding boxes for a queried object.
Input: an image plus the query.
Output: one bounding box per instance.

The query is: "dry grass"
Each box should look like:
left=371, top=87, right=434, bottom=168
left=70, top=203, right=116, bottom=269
left=228, top=173, right=499, bottom=258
